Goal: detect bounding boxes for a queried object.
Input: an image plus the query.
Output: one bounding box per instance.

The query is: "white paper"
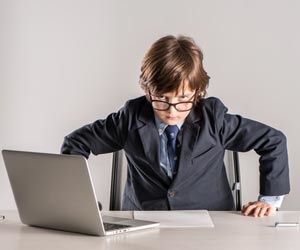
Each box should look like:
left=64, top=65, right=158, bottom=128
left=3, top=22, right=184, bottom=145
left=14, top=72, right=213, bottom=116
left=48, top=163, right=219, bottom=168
left=133, top=210, right=214, bottom=228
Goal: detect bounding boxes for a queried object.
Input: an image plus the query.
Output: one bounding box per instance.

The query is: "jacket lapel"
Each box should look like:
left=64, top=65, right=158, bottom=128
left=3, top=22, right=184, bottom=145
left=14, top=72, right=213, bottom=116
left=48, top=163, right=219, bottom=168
left=136, top=101, right=171, bottom=184
left=173, top=107, right=202, bottom=182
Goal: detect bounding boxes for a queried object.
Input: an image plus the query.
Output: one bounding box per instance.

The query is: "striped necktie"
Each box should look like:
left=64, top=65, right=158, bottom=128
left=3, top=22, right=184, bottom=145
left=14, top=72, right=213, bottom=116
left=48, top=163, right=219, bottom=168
left=164, top=125, right=179, bottom=175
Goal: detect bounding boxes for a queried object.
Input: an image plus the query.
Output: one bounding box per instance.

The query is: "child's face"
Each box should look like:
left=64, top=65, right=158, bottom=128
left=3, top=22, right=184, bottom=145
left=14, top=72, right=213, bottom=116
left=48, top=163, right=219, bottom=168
left=149, top=84, right=195, bottom=125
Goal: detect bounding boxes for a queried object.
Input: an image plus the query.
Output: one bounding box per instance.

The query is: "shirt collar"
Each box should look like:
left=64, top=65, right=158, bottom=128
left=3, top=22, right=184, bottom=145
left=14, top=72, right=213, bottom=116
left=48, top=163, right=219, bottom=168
left=154, top=115, right=184, bottom=136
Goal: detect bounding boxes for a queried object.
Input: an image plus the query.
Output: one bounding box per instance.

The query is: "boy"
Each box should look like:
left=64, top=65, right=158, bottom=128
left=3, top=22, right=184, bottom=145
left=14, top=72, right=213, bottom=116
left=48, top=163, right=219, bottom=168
left=61, top=35, right=290, bottom=217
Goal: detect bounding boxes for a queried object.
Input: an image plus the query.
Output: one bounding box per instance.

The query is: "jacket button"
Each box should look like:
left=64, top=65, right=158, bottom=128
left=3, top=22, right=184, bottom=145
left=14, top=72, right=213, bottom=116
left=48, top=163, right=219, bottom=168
left=168, top=190, right=176, bottom=197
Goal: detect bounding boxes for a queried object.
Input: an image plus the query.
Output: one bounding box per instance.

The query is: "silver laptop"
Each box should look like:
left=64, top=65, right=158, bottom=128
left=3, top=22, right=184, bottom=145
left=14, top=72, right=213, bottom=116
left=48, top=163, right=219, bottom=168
left=2, top=149, right=159, bottom=236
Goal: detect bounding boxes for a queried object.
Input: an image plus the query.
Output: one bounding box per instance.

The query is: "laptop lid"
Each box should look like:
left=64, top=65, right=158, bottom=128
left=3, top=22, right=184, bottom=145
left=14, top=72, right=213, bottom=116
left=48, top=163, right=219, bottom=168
left=2, top=150, right=159, bottom=236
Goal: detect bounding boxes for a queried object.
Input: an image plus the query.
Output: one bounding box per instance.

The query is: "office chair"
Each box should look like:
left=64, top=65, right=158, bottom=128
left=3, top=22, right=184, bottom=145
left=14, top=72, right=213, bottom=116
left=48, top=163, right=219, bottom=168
left=109, top=150, right=242, bottom=211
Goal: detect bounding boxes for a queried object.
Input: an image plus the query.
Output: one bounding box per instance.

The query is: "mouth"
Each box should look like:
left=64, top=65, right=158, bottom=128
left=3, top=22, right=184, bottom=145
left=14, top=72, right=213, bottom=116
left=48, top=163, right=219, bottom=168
left=166, top=116, right=177, bottom=121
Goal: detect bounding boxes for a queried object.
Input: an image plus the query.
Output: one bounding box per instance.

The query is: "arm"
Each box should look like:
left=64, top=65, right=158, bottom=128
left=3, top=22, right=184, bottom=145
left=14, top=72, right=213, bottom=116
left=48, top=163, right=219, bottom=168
left=211, top=98, right=290, bottom=216
left=61, top=104, right=129, bottom=158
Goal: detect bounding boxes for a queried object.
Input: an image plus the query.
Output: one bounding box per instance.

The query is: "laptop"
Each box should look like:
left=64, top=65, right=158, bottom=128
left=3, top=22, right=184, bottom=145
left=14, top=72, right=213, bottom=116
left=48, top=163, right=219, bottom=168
left=2, top=149, right=159, bottom=236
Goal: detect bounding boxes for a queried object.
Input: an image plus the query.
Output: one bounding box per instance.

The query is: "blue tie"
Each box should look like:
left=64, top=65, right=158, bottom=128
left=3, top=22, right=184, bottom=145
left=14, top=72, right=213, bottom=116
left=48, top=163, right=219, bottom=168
left=165, top=125, right=179, bottom=175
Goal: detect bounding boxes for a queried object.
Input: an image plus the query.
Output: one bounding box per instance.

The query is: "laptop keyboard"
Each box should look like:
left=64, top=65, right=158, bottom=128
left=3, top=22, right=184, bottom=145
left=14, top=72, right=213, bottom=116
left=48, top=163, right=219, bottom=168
left=103, top=222, right=130, bottom=231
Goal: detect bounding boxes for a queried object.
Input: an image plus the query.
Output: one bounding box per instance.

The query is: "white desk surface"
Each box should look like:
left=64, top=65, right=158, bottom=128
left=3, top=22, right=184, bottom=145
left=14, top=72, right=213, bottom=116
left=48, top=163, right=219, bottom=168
left=1, top=210, right=300, bottom=250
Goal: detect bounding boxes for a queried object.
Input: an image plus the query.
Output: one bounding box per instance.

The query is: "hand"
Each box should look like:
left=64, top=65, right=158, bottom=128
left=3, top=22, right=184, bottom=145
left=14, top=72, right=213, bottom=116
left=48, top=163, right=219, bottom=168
left=242, top=201, right=277, bottom=217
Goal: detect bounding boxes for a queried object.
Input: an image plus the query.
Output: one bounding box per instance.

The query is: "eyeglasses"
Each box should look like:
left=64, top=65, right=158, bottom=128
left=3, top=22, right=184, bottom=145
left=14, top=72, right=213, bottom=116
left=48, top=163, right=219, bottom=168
left=149, top=92, right=195, bottom=112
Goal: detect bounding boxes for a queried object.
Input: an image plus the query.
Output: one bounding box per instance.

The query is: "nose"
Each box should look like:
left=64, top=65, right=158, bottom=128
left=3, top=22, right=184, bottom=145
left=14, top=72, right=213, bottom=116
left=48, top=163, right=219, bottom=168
left=167, top=104, right=177, bottom=113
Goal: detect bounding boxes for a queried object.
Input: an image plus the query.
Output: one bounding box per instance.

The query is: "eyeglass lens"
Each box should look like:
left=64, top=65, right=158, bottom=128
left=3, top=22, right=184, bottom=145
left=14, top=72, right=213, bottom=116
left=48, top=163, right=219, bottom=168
left=151, top=100, right=193, bottom=111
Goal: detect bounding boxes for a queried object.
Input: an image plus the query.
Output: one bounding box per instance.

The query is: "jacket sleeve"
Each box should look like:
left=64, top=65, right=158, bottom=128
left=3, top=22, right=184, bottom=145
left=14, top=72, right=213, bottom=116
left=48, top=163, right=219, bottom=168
left=60, top=104, right=130, bottom=159
left=212, top=98, right=290, bottom=196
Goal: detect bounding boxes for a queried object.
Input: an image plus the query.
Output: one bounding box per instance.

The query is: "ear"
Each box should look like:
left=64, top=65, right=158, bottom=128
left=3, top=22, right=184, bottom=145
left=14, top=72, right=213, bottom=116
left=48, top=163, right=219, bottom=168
left=145, top=89, right=151, bottom=102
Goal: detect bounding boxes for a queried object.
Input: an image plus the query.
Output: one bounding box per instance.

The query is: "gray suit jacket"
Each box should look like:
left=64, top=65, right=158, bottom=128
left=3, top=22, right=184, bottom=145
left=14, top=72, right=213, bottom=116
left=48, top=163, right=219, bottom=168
left=61, top=96, right=290, bottom=210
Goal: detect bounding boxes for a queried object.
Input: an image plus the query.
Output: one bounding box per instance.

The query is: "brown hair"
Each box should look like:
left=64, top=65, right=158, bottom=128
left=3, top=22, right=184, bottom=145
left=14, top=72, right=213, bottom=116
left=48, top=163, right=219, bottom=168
left=139, top=35, right=210, bottom=100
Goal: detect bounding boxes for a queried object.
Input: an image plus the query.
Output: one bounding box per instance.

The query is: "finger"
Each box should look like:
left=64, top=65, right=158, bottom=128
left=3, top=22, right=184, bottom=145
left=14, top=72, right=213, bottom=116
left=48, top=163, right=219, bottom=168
left=242, top=204, right=256, bottom=216
left=257, top=206, right=268, bottom=217
left=253, top=206, right=262, bottom=217
left=242, top=204, right=249, bottom=213
left=264, top=207, right=272, bottom=216
left=241, top=204, right=249, bottom=215
left=265, top=206, right=277, bottom=216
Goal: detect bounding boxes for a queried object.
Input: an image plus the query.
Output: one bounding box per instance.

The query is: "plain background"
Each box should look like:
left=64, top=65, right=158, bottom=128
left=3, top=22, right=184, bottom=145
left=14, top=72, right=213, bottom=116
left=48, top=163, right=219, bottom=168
left=0, top=0, right=299, bottom=210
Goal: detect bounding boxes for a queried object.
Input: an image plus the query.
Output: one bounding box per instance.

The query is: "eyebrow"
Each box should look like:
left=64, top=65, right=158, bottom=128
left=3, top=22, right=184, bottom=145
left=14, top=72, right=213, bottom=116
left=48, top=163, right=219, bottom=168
left=151, top=89, right=195, bottom=98
left=176, top=91, right=194, bottom=97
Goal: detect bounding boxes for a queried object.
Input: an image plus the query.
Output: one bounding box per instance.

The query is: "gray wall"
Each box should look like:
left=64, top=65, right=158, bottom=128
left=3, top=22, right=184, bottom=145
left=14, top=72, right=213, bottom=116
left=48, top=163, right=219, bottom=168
left=1, top=0, right=299, bottom=210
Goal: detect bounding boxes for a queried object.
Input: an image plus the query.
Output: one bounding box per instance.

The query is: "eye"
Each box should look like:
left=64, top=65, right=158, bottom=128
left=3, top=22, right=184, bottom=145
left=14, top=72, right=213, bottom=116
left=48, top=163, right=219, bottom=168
left=153, top=95, right=167, bottom=101
left=178, top=95, right=190, bottom=101
left=178, top=92, right=195, bottom=101
left=181, top=95, right=188, bottom=99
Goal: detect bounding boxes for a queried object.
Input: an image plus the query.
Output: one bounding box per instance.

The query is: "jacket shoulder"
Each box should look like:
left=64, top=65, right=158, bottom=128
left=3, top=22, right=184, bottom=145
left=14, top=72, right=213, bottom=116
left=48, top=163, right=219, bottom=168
left=197, top=97, right=228, bottom=115
left=123, top=96, right=148, bottom=111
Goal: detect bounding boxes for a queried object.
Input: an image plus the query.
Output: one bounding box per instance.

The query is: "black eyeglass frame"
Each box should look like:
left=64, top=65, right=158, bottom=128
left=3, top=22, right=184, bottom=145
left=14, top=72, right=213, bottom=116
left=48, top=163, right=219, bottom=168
left=148, top=91, right=196, bottom=112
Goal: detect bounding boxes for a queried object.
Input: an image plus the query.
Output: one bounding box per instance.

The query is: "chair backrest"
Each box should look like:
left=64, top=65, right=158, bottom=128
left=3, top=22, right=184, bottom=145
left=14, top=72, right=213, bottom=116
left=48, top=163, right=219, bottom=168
left=109, top=150, right=242, bottom=211
left=224, top=151, right=242, bottom=211
left=109, top=150, right=125, bottom=210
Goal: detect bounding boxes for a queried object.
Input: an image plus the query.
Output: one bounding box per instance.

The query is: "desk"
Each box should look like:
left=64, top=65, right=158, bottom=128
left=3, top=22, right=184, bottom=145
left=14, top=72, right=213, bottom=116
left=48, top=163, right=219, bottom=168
left=1, top=210, right=299, bottom=250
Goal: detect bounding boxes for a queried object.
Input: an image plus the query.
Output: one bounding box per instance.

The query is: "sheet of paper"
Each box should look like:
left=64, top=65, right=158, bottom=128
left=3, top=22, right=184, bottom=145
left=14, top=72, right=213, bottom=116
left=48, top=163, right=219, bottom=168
left=133, top=210, right=214, bottom=228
